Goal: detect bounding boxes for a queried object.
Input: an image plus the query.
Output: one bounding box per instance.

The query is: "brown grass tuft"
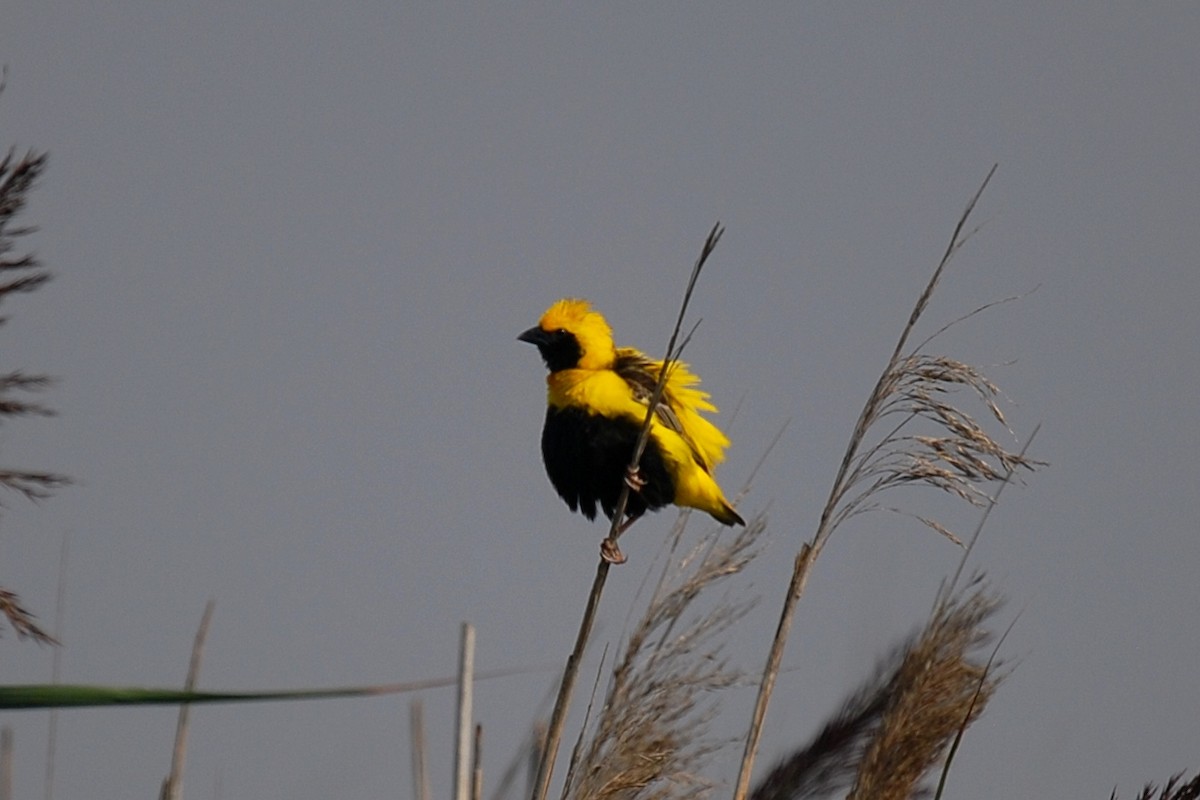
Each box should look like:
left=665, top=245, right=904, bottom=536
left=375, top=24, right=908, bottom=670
left=840, top=353, right=1040, bottom=531
left=747, top=674, right=889, bottom=800
left=749, top=579, right=1004, bottom=800
left=733, top=167, right=1045, bottom=800
left=0, top=141, right=71, bottom=643
left=566, top=514, right=765, bottom=800
left=848, top=578, right=1002, bottom=800
left=0, top=149, right=71, bottom=503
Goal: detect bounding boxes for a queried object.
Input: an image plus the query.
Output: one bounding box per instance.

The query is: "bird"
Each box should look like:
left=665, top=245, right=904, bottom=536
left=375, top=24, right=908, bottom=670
left=519, top=298, right=744, bottom=562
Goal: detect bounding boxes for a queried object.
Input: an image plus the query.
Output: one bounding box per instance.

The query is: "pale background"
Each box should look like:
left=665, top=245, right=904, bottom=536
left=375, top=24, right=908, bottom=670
left=2, top=5, right=1198, bottom=799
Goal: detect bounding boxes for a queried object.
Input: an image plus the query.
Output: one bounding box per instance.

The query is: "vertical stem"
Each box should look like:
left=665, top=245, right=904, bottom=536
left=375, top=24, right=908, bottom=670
left=455, top=622, right=476, bottom=800
left=409, top=698, right=430, bottom=800
left=731, top=168, right=998, bottom=800
left=531, top=223, right=722, bottom=800
left=44, top=529, right=70, bottom=800
left=530, top=561, right=610, bottom=800
left=161, top=600, right=215, bottom=800
left=732, top=544, right=813, bottom=800
left=528, top=722, right=547, bottom=799
left=1, top=727, right=12, bottom=800
left=471, top=724, right=483, bottom=800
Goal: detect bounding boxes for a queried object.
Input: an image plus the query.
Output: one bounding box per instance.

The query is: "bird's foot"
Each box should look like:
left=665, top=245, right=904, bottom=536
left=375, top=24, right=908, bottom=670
left=601, top=510, right=642, bottom=564
left=624, top=465, right=647, bottom=492
left=600, top=537, right=627, bottom=564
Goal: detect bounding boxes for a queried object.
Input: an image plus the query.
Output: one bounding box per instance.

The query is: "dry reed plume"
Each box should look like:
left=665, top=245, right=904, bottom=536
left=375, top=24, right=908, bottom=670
left=5, top=142, right=1079, bottom=799
left=0, top=143, right=69, bottom=644
left=566, top=513, right=766, bottom=800
left=750, top=578, right=1004, bottom=800
left=733, top=166, right=1042, bottom=799
left=0, top=148, right=69, bottom=504
left=847, top=578, right=1002, bottom=800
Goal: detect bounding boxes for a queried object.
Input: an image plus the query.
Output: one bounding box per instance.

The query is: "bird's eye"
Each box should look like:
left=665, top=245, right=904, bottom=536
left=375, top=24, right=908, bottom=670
left=556, top=328, right=567, bottom=335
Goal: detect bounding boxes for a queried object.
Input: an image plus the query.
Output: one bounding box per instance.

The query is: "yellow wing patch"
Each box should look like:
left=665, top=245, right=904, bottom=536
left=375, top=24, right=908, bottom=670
left=546, top=347, right=731, bottom=474
left=614, top=348, right=731, bottom=471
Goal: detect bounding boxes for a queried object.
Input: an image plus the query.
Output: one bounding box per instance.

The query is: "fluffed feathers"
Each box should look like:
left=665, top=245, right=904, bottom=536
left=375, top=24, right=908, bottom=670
left=519, top=298, right=744, bottom=529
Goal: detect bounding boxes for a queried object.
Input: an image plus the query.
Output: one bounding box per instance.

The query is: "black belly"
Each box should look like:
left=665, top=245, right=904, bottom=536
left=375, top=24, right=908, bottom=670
left=541, top=405, right=675, bottom=522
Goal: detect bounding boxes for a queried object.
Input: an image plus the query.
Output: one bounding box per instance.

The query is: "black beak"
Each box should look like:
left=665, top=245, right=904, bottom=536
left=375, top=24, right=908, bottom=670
left=518, top=326, right=548, bottom=346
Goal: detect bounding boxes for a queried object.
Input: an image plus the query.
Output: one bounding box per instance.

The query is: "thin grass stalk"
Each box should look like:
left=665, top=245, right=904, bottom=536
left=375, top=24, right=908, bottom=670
left=1, top=727, right=11, bottom=800
left=530, top=561, right=612, bottom=800
left=846, top=579, right=1003, bottom=800
left=732, top=167, right=999, bottom=800
left=932, top=608, right=1017, bottom=800
left=603, top=222, right=724, bottom=561
left=410, top=699, right=431, bottom=800
left=473, top=724, right=484, bottom=800
left=160, top=600, right=215, bottom=800
left=732, top=543, right=812, bottom=800
left=530, top=723, right=547, bottom=799
left=938, top=423, right=1041, bottom=609
left=43, top=529, right=70, bottom=800
left=747, top=579, right=1003, bottom=800
left=566, top=516, right=763, bottom=800
left=561, top=645, right=610, bottom=799
left=456, top=623, right=477, bottom=800
left=926, top=427, right=1037, bottom=798
left=530, top=224, right=724, bottom=800
left=486, top=695, right=557, bottom=800
left=560, top=431, right=778, bottom=800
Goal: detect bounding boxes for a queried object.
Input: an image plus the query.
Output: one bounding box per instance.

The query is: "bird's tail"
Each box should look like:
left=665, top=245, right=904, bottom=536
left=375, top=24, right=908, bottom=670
left=710, top=501, right=746, bottom=527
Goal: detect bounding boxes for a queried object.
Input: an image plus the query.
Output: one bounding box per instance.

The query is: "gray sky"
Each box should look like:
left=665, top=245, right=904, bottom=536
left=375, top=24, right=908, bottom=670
left=2, top=4, right=1198, bottom=799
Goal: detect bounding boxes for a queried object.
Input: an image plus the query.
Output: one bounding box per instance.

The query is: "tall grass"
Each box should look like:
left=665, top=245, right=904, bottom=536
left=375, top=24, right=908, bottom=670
left=750, top=577, right=1004, bottom=800
left=565, top=514, right=765, bottom=800
left=6, top=133, right=1187, bottom=798
left=731, top=165, right=1040, bottom=800
left=520, top=168, right=1048, bottom=800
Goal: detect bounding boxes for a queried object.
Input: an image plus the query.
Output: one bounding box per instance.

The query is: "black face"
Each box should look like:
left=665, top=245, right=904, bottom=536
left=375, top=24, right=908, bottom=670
left=518, top=326, right=583, bottom=373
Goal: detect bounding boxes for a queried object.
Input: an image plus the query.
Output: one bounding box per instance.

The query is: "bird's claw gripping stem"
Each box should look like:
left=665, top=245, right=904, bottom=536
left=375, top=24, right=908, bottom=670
left=624, top=465, right=647, bottom=492
left=600, top=537, right=627, bottom=564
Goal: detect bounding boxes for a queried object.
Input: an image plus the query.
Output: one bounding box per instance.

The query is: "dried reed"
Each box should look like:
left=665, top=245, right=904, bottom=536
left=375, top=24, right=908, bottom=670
left=734, top=166, right=1042, bottom=800
left=749, top=577, right=1004, bottom=800
left=848, top=577, right=1002, bottom=800
left=159, top=601, right=216, bottom=800
left=0, top=149, right=54, bottom=314
left=566, top=513, right=765, bottom=800
left=0, top=148, right=70, bottom=504
left=0, top=143, right=70, bottom=643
